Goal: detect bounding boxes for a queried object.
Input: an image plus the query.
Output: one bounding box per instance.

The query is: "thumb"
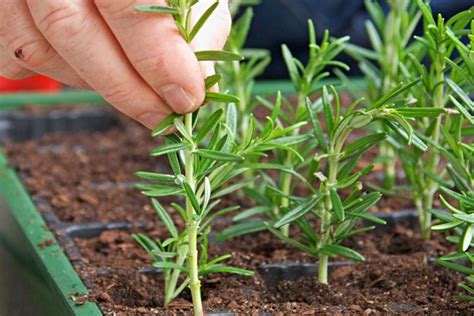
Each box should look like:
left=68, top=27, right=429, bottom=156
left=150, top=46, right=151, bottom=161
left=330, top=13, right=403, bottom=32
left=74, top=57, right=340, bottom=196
left=190, top=0, right=231, bottom=90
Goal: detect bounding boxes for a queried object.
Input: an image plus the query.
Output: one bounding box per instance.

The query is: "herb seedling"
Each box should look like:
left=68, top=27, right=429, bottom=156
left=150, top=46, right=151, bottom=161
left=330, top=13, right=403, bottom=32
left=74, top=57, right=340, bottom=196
left=217, top=21, right=350, bottom=239
left=394, top=2, right=473, bottom=239
left=264, top=80, right=434, bottom=283
left=430, top=23, right=473, bottom=301
left=431, top=119, right=473, bottom=301
left=133, top=1, right=246, bottom=314
left=133, top=2, right=307, bottom=314
left=344, top=0, right=422, bottom=190
left=217, top=6, right=271, bottom=142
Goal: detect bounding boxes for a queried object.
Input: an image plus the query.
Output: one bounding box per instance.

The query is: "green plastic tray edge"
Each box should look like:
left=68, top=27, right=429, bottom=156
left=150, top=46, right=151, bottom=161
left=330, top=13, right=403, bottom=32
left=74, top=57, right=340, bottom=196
left=0, top=151, right=102, bottom=316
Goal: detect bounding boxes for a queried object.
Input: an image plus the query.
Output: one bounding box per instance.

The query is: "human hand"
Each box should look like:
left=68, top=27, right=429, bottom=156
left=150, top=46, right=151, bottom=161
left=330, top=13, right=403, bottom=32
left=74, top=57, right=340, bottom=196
left=0, top=0, right=231, bottom=128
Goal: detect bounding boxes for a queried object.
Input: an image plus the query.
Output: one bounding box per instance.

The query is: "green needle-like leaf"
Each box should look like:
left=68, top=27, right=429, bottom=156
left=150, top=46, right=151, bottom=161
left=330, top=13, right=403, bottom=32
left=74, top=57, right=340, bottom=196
left=153, top=261, right=189, bottom=273
left=152, top=199, right=178, bottom=238
left=150, top=143, right=191, bottom=157
left=182, top=181, right=201, bottom=215
left=195, top=50, right=244, bottom=61
left=151, top=113, right=181, bottom=137
left=274, top=196, right=322, bottom=228
left=319, top=244, right=365, bottom=261
left=204, top=74, right=221, bottom=90
left=200, top=265, right=254, bottom=276
left=188, top=2, right=219, bottom=41
left=195, top=149, right=244, bottom=162
left=205, top=92, right=240, bottom=103
left=134, top=5, right=180, bottom=15
left=195, top=109, right=224, bottom=143
left=330, top=188, right=345, bottom=221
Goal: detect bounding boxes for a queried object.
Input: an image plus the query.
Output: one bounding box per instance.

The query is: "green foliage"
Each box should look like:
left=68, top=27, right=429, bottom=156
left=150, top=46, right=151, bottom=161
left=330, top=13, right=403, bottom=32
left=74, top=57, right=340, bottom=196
left=394, top=3, right=473, bottom=240
left=218, top=80, right=432, bottom=283
left=431, top=77, right=473, bottom=301
left=132, top=1, right=256, bottom=313
left=217, top=7, right=271, bottom=141
left=347, top=1, right=473, bottom=240
left=238, top=21, right=349, bottom=237
left=133, top=0, right=474, bottom=305
left=344, top=0, right=423, bottom=191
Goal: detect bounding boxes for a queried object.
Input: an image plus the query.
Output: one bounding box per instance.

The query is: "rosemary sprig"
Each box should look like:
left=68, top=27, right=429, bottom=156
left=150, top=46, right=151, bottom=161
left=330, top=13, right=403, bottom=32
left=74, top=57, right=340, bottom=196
left=395, top=2, right=473, bottom=239
left=133, top=1, right=305, bottom=313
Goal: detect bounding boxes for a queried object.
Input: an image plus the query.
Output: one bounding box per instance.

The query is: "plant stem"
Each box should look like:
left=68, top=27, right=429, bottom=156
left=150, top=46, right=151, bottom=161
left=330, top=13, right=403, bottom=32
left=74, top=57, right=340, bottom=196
left=419, top=55, right=444, bottom=240
left=165, top=244, right=189, bottom=306
left=318, top=254, right=329, bottom=284
left=318, top=153, right=338, bottom=284
left=379, top=2, right=404, bottom=191
left=279, top=93, right=306, bottom=236
left=184, top=113, right=203, bottom=316
left=231, top=57, right=248, bottom=139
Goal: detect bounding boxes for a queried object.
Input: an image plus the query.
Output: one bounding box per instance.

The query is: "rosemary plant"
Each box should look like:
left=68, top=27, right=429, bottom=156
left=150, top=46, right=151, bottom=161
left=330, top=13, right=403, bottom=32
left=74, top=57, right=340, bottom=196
left=265, top=79, right=438, bottom=284
left=432, top=137, right=473, bottom=301
left=395, top=2, right=473, bottom=240
left=431, top=117, right=473, bottom=301
left=218, top=21, right=350, bottom=239
left=344, top=0, right=422, bottom=190
left=217, top=6, right=271, bottom=142
left=133, top=2, right=307, bottom=313
left=430, top=22, right=473, bottom=301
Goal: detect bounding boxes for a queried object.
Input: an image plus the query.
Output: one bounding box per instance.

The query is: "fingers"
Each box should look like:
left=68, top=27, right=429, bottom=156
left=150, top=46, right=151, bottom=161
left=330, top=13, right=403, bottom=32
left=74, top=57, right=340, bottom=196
left=27, top=0, right=172, bottom=129
left=94, top=0, right=205, bottom=114
left=190, top=0, right=231, bottom=52
left=0, top=0, right=87, bottom=88
left=190, top=0, right=231, bottom=91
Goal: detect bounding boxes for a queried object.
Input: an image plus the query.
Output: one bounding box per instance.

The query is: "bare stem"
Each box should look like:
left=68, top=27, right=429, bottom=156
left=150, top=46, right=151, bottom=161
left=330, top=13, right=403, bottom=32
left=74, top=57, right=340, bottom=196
left=318, top=153, right=338, bottom=283
left=184, top=113, right=203, bottom=316
left=165, top=244, right=189, bottom=306
left=379, top=2, right=404, bottom=191
left=419, top=56, right=444, bottom=240
left=279, top=93, right=306, bottom=236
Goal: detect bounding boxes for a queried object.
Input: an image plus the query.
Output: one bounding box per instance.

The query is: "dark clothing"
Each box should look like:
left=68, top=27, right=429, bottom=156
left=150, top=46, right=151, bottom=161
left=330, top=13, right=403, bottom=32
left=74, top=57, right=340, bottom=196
left=246, top=0, right=474, bottom=78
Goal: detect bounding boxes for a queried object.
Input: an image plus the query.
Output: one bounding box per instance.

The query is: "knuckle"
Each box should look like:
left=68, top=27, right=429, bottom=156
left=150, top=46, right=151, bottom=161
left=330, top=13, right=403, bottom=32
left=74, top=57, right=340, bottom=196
left=94, top=0, right=136, bottom=16
left=38, top=5, right=86, bottom=38
left=134, top=52, right=168, bottom=76
left=102, top=83, right=135, bottom=106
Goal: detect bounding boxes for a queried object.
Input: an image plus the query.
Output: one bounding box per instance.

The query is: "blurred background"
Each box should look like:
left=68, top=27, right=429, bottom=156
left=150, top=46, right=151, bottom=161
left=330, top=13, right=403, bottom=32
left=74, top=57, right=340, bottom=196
left=0, top=0, right=472, bottom=93
left=247, top=0, right=474, bottom=78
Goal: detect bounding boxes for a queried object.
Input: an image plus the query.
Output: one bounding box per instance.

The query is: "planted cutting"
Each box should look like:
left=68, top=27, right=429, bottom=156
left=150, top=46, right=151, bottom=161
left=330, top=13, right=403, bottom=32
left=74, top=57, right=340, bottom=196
left=344, top=0, right=422, bottom=190
left=3, top=0, right=473, bottom=313
left=217, top=4, right=271, bottom=142
left=218, top=20, right=351, bottom=239
left=132, top=1, right=307, bottom=314
left=394, top=2, right=473, bottom=240
left=264, top=81, right=441, bottom=284
left=430, top=23, right=473, bottom=301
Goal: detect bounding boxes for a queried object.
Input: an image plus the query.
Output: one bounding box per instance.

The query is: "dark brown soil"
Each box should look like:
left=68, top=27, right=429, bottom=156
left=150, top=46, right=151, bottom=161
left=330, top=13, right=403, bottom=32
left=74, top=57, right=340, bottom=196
left=5, top=112, right=471, bottom=314
left=74, top=225, right=472, bottom=315
left=5, top=118, right=167, bottom=223
left=5, top=113, right=416, bottom=223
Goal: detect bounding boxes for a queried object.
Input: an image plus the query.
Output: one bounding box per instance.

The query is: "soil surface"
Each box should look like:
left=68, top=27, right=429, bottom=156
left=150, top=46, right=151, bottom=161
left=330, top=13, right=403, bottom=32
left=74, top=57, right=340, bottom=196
left=74, top=225, right=472, bottom=315
left=5, top=112, right=471, bottom=314
left=5, top=113, right=416, bottom=223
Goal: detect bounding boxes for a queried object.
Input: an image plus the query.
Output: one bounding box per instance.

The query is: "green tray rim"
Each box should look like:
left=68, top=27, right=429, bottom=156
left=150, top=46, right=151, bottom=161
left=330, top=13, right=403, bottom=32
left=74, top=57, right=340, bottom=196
left=0, top=151, right=102, bottom=316
left=0, top=78, right=366, bottom=109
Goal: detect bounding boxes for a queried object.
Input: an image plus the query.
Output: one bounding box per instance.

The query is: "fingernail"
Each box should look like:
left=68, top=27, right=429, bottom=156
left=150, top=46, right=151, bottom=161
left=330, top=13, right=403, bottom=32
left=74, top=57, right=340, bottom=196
left=137, top=112, right=167, bottom=130
left=159, top=84, right=197, bottom=113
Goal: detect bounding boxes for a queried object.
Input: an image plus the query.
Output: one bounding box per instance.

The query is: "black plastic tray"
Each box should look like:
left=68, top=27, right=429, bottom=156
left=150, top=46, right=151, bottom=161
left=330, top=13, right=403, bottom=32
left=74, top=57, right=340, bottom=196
left=0, top=108, right=118, bottom=143
left=1, top=109, right=424, bottom=315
